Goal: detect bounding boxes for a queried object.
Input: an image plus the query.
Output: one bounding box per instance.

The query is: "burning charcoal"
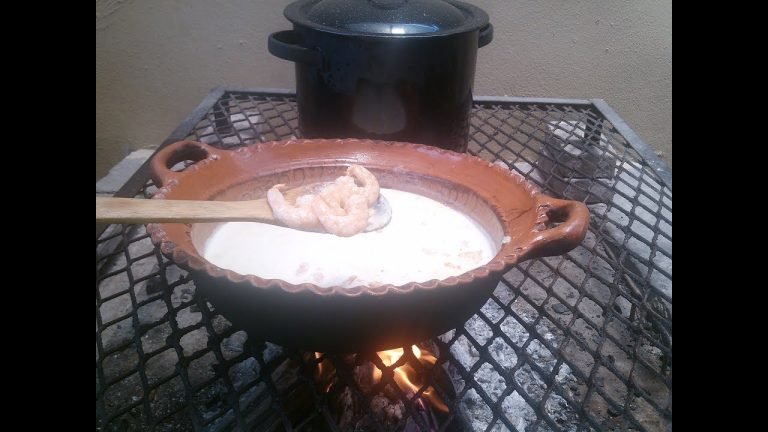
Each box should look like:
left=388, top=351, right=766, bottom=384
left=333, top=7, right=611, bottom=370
left=335, top=387, right=357, bottom=430
left=370, top=394, right=405, bottom=424
left=312, top=345, right=454, bottom=431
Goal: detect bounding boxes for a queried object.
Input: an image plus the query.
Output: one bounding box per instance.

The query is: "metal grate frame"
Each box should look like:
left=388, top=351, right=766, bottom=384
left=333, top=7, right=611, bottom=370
left=96, top=87, right=672, bottom=431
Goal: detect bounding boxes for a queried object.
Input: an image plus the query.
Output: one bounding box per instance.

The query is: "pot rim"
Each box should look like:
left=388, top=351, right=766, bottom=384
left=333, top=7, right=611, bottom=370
left=145, top=139, right=589, bottom=299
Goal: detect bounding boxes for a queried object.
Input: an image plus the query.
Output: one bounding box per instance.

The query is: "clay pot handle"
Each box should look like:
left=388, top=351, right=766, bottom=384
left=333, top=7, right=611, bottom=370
left=149, top=140, right=223, bottom=187
left=515, top=196, right=590, bottom=262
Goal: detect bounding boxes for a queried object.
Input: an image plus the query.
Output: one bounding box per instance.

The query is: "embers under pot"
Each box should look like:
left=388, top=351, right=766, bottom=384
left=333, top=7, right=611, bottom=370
left=268, top=0, right=493, bottom=152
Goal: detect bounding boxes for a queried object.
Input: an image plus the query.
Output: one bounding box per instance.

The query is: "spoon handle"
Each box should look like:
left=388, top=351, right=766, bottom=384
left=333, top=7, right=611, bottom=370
left=96, top=197, right=275, bottom=224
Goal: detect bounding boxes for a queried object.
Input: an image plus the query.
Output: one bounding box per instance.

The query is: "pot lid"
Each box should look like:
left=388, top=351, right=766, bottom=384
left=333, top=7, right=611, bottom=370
left=284, top=0, right=489, bottom=37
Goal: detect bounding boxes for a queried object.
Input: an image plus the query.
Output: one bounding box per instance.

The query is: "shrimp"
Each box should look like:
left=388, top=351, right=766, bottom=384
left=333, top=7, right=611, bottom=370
left=265, top=165, right=379, bottom=236
left=317, top=176, right=356, bottom=216
left=266, top=184, right=321, bottom=230
left=312, top=189, right=370, bottom=237
left=347, top=165, right=380, bottom=206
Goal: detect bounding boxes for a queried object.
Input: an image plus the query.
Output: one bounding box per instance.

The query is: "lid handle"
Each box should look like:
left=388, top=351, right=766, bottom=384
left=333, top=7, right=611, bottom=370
left=369, top=0, right=407, bottom=9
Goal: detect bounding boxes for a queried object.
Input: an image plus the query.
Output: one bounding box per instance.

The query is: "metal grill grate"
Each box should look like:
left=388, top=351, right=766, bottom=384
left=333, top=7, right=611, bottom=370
left=96, top=88, right=671, bottom=431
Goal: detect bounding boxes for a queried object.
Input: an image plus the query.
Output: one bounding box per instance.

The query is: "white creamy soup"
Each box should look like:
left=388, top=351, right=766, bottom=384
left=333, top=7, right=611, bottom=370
left=201, top=189, right=498, bottom=288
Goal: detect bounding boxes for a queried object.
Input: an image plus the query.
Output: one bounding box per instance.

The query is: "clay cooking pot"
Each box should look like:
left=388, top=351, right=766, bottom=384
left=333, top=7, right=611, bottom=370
left=146, top=139, right=589, bottom=353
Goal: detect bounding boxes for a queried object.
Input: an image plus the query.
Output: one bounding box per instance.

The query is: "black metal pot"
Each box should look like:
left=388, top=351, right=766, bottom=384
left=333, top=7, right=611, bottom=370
left=268, top=0, right=493, bottom=153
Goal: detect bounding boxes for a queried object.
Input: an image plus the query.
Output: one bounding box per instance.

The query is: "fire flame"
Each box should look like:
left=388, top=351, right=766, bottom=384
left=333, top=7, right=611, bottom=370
left=372, top=346, right=448, bottom=413
left=312, top=345, right=448, bottom=413
left=314, top=352, right=333, bottom=393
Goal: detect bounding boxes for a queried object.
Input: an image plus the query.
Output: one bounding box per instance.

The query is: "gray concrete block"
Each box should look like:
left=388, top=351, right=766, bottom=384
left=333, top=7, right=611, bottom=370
left=96, top=148, right=155, bottom=194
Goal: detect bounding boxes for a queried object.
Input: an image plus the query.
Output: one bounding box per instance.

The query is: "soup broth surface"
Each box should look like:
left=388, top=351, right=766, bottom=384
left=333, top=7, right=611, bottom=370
left=201, top=189, right=498, bottom=288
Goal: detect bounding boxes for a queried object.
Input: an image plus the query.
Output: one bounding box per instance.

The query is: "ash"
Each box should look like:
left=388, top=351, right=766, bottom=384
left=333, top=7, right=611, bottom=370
left=441, top=293, right=585, bottom=432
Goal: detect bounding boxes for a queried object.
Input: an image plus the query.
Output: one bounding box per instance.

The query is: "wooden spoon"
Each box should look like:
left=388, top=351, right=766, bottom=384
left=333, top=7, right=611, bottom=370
left=96, top=183, right=392, bottom=233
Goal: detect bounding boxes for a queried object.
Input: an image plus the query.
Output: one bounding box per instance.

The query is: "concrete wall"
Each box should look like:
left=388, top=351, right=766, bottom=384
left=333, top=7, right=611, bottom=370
left=96, top=0, right=671, bottom=180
